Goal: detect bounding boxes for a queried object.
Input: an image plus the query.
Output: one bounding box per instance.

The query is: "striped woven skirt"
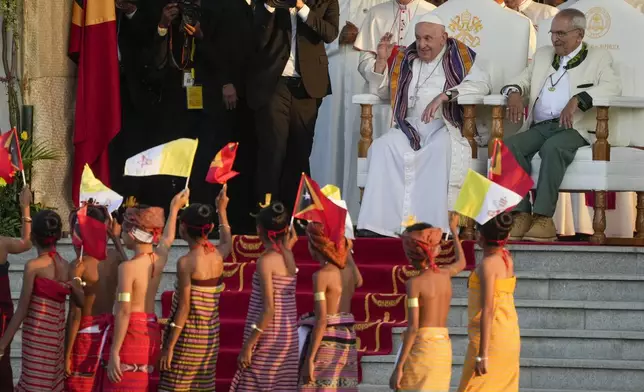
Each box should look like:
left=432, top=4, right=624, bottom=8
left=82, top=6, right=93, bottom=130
left=298, top=313, right=359, bottom=391
left=15, top=277, right=69, bottom=392
left=398, top=327, right=451, bottom=392
left=229, top=272, right=299, bottom=391
left=0, top=263, right=14, bottom=391
left=101, top=312, right=161, bottom=392
left=66, top=314, right=113, bottom=392
left=158, top=283, right=225, bottom=392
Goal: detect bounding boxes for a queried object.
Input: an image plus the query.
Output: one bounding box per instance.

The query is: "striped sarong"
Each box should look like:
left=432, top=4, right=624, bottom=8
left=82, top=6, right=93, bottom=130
left=101, top=312, right=161, bottom=392
left=66, top=313, right=113, bottom=392
left=229, top=272, right=298, bottom=391
left=15, top=277, right=70, bottom=392
left=159, top=283, right=225, bottom=392
left=298, top=313, right=359, bottom=391
left=398, top=327, right=452, bottom=392
left=0, top=262, right=14, bottom=392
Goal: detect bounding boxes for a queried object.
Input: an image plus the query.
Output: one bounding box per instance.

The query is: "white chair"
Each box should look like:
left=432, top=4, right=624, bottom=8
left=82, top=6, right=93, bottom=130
left=484, top=0, right=644, bottom=244
left=353, top=0, right=535, bottom=238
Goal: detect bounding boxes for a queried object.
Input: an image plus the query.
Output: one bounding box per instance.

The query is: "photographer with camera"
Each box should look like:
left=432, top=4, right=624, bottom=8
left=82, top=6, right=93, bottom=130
left=249, top=0, right=339, bottom=215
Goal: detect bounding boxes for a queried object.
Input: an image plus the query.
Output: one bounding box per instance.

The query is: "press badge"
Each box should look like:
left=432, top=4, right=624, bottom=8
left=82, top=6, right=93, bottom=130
left=183, top=69, right=195, bottom=87
left=186, top=86, right=204, bottom=110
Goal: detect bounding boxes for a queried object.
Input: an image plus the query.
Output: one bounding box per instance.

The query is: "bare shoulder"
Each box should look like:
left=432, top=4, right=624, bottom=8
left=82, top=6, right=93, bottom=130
left=176, top=255, right=191, bottom=273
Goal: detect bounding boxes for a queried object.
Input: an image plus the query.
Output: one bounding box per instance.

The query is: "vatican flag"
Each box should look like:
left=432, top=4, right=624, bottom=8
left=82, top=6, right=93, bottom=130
left=80, top=165, right=123, bottom=214
left=124, top=138, right=199, bottom=178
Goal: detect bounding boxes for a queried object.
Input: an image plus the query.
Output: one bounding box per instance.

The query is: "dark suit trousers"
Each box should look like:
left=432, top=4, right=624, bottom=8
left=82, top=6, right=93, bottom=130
left=255, top=76, right=321, bottom=212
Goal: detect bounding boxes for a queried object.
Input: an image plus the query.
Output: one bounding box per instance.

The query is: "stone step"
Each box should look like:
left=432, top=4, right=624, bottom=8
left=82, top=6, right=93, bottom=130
left=10, top=294, right=644, bottom=332
left=361, top=355, right=644, bottom=391
left=359, top=386, right=622, bottom=392
left=451, top=271, right=644, bottom=302
left=9, top=268, right=644, bottom=303
left=7, top=241, right=644, bottom=276
left=390, top=327, right=644, bottom=361
left=444, top=298, right=644, bottom=331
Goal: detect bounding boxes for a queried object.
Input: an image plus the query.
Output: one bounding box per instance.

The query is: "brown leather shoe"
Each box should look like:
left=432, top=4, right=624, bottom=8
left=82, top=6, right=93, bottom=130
left=523, top=216, right=558, bottom=242
left=509, top=212, right=532, bottom=241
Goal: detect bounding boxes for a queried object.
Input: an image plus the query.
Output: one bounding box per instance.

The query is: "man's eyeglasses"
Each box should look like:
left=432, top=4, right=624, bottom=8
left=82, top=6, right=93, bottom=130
left=549, top=28, right=581, bottom=39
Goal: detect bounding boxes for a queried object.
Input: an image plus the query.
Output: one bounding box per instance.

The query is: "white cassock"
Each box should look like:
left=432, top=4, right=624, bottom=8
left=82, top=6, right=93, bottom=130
left=354, top=0, right=436, bottom=132
left=310, top=0, right=388, bottom=221
left=356, top=48, right=491, bottom=237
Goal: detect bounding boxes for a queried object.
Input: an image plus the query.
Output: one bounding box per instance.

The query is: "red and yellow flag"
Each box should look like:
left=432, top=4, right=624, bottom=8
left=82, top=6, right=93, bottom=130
left=292, top=174, right=347, bottom=248
left=69, top=0, right=121, bottom=205
left=0, top=128, right=23, bottom=184
left=71, top=204, right=108, bottom=261
left=206, top=142, right=239, bottom=184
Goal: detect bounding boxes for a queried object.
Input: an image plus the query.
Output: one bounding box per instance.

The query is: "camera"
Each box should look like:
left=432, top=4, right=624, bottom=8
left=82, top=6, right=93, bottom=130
left=177, top=0, right=201, bottom=27
left=265, top=0, right=297, bottom=8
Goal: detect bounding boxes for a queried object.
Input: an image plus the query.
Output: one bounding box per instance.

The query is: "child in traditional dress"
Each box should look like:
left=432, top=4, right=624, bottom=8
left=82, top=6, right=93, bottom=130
left=65, top=203, right=127, bottom=392
left=0, top=209, right=84, bottom=392
left=299, top=222, right=360, bottom=391
left=159, top=185, right=232, bottom=391
left=103, top=189, right=189, bottom=391
left=229, top=200, right=299, bottom=391
left=0, top=187, right=31, bottom=391
left=390, top=212, right=465, bottom=392
left=457, top=212, right=520, bottom=392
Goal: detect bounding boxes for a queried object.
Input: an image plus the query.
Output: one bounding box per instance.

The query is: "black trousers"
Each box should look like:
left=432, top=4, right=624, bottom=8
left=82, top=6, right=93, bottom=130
left=255, top=76, right=321, bottom=213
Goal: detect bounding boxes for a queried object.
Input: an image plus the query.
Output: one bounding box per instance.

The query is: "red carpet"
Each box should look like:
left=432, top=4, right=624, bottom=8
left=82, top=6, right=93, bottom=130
left=161, top=236, right=476, bottom=390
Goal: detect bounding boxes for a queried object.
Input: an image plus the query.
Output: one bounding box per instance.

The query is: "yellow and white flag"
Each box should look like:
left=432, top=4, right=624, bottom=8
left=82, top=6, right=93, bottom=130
left=80, top=165, right=123, bottom=213
left=454, top=169, right=523, bottom=225
left=124, top=138, right=199, bottom=178
left=321, top=184, right=355, bottom=240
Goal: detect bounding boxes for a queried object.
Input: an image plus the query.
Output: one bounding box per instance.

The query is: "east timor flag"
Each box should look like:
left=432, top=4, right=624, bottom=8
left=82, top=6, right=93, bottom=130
left=293, top=174, right=347, bottom=248
left=69, top=0, right=121, bottom=205
left=206, top=142, right=239, bottom=184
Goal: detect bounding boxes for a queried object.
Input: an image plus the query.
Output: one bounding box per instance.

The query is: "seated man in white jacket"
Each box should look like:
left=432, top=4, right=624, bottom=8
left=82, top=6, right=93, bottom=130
left=356, top=13, right=491, bottom=237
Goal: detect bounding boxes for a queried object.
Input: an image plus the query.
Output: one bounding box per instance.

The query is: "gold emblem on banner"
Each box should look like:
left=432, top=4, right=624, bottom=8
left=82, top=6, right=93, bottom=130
left=586, top=7, right=611, bottom=39
left=448, top=10, right=483, bottom=48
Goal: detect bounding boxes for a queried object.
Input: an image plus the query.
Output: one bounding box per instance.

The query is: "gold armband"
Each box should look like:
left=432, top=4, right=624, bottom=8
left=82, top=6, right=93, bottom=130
left=314, top=291, right=326, bottom=302
left=117, top=292, right=131, bottom=303
left=407, top=298, right=419, bottom=308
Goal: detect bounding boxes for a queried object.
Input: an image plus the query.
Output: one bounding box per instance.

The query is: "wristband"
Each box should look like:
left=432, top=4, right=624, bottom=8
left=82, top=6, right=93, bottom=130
left=406, top=297, right=419, bottom=308
left=157, top=25, right=168, bottom=37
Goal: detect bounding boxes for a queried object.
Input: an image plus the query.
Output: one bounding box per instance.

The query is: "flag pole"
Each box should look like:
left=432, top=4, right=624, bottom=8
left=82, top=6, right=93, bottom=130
left=290, top=173, right=306, bottom=229
left=184, top=138, right=199, bottom=190
left=21, top=170, right=26, bottom=186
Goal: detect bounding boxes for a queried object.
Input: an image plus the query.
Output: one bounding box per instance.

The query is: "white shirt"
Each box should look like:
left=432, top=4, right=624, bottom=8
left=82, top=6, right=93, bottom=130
left=533, top=43, right=582, bottom=123
left=265, top=4, right=311, bottom=77
left=407, top=50, right=447, bottom=119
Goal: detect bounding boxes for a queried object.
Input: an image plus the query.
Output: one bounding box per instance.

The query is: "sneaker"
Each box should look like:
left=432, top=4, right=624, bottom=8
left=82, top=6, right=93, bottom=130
left=509, top=212, right=532, bottom=241
left=522, top=216, right=558, bottom=242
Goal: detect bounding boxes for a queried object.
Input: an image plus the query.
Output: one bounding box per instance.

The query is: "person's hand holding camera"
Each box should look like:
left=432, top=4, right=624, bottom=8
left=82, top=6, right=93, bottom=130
left=160, top=3, right=180, bottom=28
left=184, top=22, right=203, bottom=39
